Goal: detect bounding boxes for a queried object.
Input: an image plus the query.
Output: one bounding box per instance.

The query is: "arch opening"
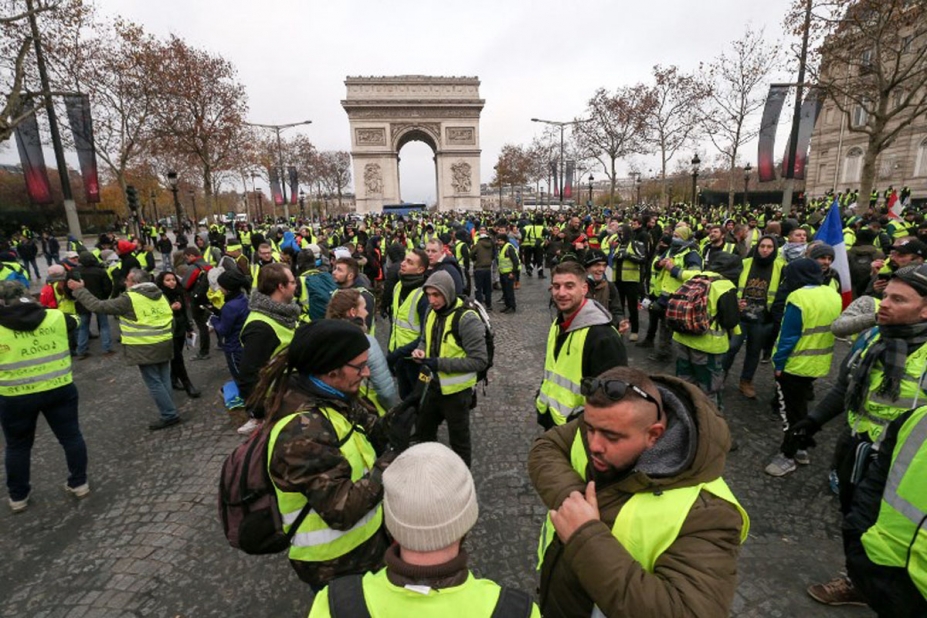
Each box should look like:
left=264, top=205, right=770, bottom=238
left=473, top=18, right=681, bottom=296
left=398, top=133, right=438, bottom=206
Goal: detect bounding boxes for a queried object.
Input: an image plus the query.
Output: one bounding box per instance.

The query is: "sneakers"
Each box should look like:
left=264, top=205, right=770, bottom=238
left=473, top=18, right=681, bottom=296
left=237, top=418, right=263, bottom=436
left=9, top=494, right=29, bottom=513
left=794, top=449, right=811, bottom=465
left=760, top=351, right=771, bottom=364
left=65, top=483, right=91, bottom=499
left=829, top=469, right=840, bottom=495
left=765, top=453, right=797, bottom=477
left=629, top=333, right=639, bottom=342
left=739, top=379, right=757, bottom=399
left=148, top=417, right=182, bottom=431
left=807, top=577, right=867, bottom=606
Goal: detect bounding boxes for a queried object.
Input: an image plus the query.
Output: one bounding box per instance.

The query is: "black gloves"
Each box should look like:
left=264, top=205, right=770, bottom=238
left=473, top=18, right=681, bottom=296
left=788, top=416, right=822, bottom=450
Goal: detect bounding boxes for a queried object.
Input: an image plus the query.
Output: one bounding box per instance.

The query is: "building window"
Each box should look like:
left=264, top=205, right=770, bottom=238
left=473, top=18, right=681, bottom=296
left=852, top=103, right=869, bottom=128
left=879, top=155, right=896, bottom=180
left=916, top=139, right=927, bottom=177
left=844, top=148, right=863, bottom=183
left=893, top=89, right=906, bottom=109
left=825, top=106, right=835, bottom=125
left=818, top=163, right=828, bottom=184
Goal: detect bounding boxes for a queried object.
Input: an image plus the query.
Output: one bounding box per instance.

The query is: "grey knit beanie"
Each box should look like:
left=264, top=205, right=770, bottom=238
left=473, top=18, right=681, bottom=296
left=382, top=442, right=478, bottom=552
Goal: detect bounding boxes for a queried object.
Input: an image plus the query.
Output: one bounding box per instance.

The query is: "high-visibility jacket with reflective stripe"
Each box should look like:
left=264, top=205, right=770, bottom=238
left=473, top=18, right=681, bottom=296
left=671, top=271, right=739, bottom=355
left=850, top=335, right=927, bottom=443
left=424, top=298, right=477, bottom=395
left=737, top=256, right=784, bottom=308
left=536, top=324, right=588, bottom=426
left=523, top=224, right=545, bottom=245
left=308, top=569, right=541, bottom=618
left=655, top=249, right=698, bottom=296
left=0, top=262, right=29, bottom=283
left=0, top=309, right=73, bottom=396
left=240, top=311, right=294, bottom=358
left=618, top=242, right=642, bottom=283
left=53, top=285, right=77, bottom=315
left=497, top=243, right=516, bottom=274
left=778, top=285, right=842, bottom=377
left=389, top=287, right=423, bottom=353
left=119, top=291, right=173, bottom=346
left=861, top=405, right=927, bottom=598
left=268, top=407, right=383, bottom=563
left=536, top=427, right=749, bottom=575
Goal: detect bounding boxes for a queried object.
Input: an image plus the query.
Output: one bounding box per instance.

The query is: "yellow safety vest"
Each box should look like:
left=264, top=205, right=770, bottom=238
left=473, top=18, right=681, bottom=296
left=849, top=335, right=927, bottom=443
left=423, top=299, right=477, bottom=395
left=0, top=309, right=73, bottom=396
left=737, top=257, right=784, bottom=308
left=537, top=426, right=749, bottom=573
left=240, top=311, right=294, bottom=357
left=239, top=231, right=252, bottom=246
left=671, top=272, right=739, bottom=355
left=618, top=242, right=641, bottom=283
left=860, top=405, right=927, bottom=598
left=119, top=291, right=173, bottom=346
left=389, top=287, right=423, bottom=353
left=268, top=407, right=383, bottom=563
left=656, top=249, right=698, bottom=296
left=53, top=285, right=77, bottom=315
left=775, top=285, right=842, bottom=378
left=497, top=243, right=515, bottom=274
left=536, top=323, right=589, bottom=426
left=308, top=570, right=540, bottom=618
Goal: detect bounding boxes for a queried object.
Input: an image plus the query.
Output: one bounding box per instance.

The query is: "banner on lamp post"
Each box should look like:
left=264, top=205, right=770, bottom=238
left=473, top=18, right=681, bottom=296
left=781, top=89, right=822, bottom=180
left=63, top=94, right=101, bottom=203
left=550, top=161, right=559, bottom=199
left=268, top=167, right=284, bottom=206
left=13, top=99, right=53, bottom=205
left=288, top=167, right=298, bottom=206
left=757, top=84, right=789, bottom=182
left=564, top=161, right=574, bottom=200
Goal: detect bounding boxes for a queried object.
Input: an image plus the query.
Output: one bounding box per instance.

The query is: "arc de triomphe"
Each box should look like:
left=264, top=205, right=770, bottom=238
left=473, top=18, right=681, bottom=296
left=341, top=76, right=484, bottom=213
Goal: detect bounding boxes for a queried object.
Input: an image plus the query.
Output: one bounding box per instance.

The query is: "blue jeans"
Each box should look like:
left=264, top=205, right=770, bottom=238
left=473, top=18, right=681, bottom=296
left=0, top=383, right=87, bottom=501
left=473, top=268, right=492, bottom=308
left=723, top=320, right=773, bottom=382
left=161, top=252, right=173, bottom=271
left=77, top=313, right=112, bottom=355
left=22, top=258, right=40, bottom=281
left=138, top=362, right=179, bottom=421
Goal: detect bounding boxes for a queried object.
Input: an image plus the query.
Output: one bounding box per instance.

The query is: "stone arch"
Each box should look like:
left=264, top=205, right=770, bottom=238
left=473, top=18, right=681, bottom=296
left=342, top=76, right=484, bottom=213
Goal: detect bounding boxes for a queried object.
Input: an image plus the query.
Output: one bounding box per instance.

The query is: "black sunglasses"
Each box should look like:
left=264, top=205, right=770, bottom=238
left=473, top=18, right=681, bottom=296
left=581, top=378, right=663, bottom=421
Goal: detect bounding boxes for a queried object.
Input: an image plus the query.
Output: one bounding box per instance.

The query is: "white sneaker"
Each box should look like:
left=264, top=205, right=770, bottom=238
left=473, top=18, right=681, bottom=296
left=65, top=483, right=91, bottom=499
left=237, top=418, right=263, bottom=436
left=9, top=494, right=29, bottom=513
left=629, top=333, right=639, bottom=342
left=765, top=453, right=797, bottom=477
left=794, top=450, right=811, bottom=465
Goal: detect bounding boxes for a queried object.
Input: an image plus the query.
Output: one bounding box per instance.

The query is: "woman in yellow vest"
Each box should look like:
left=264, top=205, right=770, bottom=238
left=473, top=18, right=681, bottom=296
left=529, top=367, right=749, bottom=618
left=254, top=320, right=396, bottom=591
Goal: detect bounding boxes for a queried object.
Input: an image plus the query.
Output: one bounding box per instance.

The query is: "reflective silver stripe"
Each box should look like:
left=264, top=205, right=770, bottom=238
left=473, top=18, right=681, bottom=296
left=790, top=348, right=833, bottom=357
left=0, top=365, right=71, bottom=387
left=546, top=371, right=582, bottom=394
left=538, top=392, right=576, bottom=418
left=0, top=350, right=69, bottom=371
left=440, top=372, right=477, bottom=387
left=803, top=325, right=832, bottom=335
left=118, top=321, right=172, bottom=335
left=290, top=506, right=379, bottom=547
left=882, top=414, right=927, bottom=524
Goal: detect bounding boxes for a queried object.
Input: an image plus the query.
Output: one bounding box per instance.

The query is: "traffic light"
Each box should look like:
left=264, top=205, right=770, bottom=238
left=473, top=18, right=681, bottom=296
left=126, top=185, right=139, bottom=212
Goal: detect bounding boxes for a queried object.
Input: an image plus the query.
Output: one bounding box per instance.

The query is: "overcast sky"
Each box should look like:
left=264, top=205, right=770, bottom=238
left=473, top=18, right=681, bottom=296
left=8, top=0, right=798, bottom=204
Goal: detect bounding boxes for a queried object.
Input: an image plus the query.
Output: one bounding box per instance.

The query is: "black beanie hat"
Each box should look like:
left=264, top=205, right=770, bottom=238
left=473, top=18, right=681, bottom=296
left=217, top=269, right=250, bottom=293
left=288, top=320, right=370, bottom=375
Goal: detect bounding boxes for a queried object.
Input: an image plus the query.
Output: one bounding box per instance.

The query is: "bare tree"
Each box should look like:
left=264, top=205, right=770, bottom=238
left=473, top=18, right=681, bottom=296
left=575, top=85, right=654, bottom=207
left=645, top=64, right=711, bottom=208
left=318, top=150, right=351, bottom=209
left=700, top=26, right=780, bottom=209
left=790, top=0, right=927, bottom=212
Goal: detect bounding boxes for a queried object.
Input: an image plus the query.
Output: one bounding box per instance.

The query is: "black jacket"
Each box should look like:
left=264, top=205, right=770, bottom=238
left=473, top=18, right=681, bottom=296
left=75, top=263, right=113, bottom=313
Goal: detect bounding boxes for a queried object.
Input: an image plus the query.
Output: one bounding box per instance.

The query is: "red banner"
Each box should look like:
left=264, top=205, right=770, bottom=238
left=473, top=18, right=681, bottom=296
left=64, top=94, right=101, bottom=203
left=13, top=100, right=53, bottom=205
left=288, top=166, right=298, bottom=206
left=757, top=85, right=789, bottom=182
left=782, top=89, right=822, bottom=180
left=268, top=167, right=284, bottom=206
left=564, top=161, right=574, bottom=199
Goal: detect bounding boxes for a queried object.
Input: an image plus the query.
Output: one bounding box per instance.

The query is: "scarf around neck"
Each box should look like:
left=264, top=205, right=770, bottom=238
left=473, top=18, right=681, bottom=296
left=847, top=322, right=927, bottom=413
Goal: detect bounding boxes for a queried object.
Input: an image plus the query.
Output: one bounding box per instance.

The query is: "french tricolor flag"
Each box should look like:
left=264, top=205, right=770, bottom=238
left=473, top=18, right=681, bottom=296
left=814, top=198, right=853, bottom=308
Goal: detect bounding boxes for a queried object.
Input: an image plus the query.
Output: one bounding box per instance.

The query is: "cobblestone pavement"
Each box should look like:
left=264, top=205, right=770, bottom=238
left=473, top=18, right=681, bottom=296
left=1, top=260, right=876, bottom=617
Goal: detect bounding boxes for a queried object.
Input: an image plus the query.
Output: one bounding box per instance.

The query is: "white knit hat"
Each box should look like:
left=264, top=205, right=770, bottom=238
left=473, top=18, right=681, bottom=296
left=382, top=443, right=478, bottom=552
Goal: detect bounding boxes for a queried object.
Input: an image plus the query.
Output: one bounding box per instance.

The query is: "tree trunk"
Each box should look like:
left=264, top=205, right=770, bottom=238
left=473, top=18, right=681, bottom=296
left=857, top=139, right=880, bottom=216
left=202, top=163, right=213, bottom=221
left=609, top=157, right=617, bottom=207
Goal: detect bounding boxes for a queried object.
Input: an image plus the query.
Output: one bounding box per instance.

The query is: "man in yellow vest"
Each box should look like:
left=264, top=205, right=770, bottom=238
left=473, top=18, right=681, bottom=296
left=411, top=271, right=488, bottom=467
left=495, top=233, right=520, bottom=313
left=386, top=249, right=430, bottom=399
left=765, top=257, right=843, bottom=477
left=793, top=263, right=927, bottom=606
left=0, top=281, right=89, bottom=512
left=236, top=263, right=300, bottom=436
left=529, top=366, right=749, bottom=618
left=68, top=268, right=181, bottom=431
left=263, top=320, right=396, bottom=590
left=310, top=442, right=539, bottom=617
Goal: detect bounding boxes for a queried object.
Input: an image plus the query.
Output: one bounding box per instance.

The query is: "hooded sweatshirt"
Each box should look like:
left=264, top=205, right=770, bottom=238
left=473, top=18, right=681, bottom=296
left=72, top=282, right=173, bottom=365
left=471, top=235, right=495, bottom=270
left=529, top=375, right=745, bottom=618
left=416, top=270, right=488, bottom=376
left=238, top=290, right=301, bottom=402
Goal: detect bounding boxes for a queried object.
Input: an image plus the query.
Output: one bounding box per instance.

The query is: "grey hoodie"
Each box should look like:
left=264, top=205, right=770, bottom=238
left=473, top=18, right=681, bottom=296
left=417, top=270, right=489, bottom=376
left=72, top=282, right=174, bottom=366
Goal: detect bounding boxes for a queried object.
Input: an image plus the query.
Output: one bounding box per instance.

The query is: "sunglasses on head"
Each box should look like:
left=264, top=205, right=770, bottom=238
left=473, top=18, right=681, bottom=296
left=581, top=378, right=663, bottom=421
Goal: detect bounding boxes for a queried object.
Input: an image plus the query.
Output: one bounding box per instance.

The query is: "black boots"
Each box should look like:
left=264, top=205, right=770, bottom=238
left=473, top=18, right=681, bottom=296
left=182, top=378, right=201, bottom=398
left=172, top=376, right=184, bottom=390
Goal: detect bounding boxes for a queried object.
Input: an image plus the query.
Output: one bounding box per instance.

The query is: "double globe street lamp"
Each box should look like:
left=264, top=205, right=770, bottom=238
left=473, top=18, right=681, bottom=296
left=691, top=154, right=701, bottom=206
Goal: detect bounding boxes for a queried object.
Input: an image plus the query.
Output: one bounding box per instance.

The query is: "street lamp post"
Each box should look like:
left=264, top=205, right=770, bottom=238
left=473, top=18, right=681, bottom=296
left=531, top=117, right=589, bottom=207
left=256, top=191, right=264, bottom=222
left=494, top=164, right=503, bottom=212
left=587, top=174, right=594, bottom=207
left=635, top=173, right=642, bottom=206
left=188, top=190, right=198, bottom=229
left=691, top=154, right=701, bottom=206
left=245, top=119, right=312, bottom=221
left=540, top=188, right=545, bottom=211
left=167, top=171, right=184, bottom=230
left=299, top=190, right=306, bottom=219
left=149, top=190, right=158, bottom=223
left=744, top=163, right=752, bottom=208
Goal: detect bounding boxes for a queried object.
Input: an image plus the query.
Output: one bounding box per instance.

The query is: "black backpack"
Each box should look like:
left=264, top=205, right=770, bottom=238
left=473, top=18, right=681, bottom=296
left=326, top=575, right=534, bottom=618
left=449, top=297, right=495, bottom=386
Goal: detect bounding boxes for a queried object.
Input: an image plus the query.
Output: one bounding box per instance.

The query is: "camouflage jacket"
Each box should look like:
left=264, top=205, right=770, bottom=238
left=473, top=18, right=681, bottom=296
left=268, top=377, right=396, bottom=587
